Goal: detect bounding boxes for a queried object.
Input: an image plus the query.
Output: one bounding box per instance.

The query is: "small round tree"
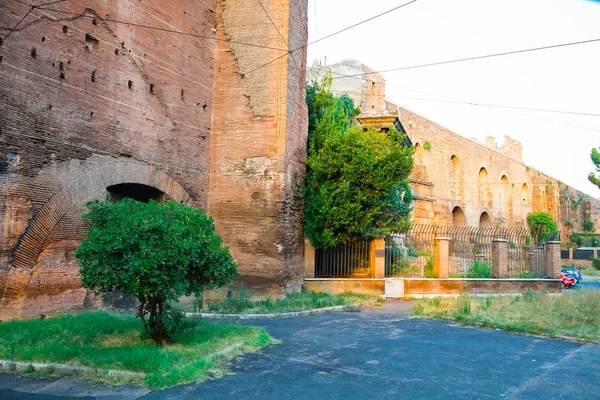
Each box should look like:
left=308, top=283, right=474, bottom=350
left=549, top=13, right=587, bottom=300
left=75, top=199, right=237, bottom=345
left=526, top=212, right=558, bottom=245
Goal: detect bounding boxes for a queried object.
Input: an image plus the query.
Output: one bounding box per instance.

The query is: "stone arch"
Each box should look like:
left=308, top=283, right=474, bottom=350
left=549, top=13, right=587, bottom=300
left=451, top=155, right=459, bottom=168
left=414, top=143, right=423, bottom=164
left=2, top=161, right=193, bottom=314
left=521, top=183, right=529, bottom=204
left=452, top=206, right=467, bottom=226
left=478, top=167, right=489, bottom=183
left=479, top=212, right=492, bottom=227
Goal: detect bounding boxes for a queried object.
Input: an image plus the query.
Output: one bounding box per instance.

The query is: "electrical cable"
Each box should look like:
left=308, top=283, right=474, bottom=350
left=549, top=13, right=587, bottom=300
left=244, top=0, right=417, bottom=76
left=30, top=6, right=290, bottom=52
left=330, top=37, right=600, bottom=79
left=2, top=5, right=34, bottom=41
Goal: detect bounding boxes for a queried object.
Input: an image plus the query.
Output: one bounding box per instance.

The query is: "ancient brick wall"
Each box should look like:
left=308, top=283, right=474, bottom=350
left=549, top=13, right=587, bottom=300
left=401, top=107, right=600, bottom=238
left=207, top=0, right=308, bottom=299
left=0, top=0, right=217, bottom=319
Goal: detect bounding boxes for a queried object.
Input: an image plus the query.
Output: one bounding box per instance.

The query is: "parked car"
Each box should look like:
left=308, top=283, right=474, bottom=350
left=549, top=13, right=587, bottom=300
left=560, top=272, right=578, bottom=289
left=561, top=267, right=582, bottom=283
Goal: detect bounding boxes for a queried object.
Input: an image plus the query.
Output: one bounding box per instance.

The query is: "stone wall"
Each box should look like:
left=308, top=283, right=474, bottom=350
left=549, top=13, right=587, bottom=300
left=0, top=0, right=309, bottom=319
left=319, top=59, right=600, bottom=239
left=207, top=0, right=307, bottom=299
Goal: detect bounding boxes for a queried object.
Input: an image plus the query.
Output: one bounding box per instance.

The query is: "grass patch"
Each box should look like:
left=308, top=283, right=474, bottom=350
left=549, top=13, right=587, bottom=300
left=202, top=290, right=383, bottom=314
left=0, top=311, right=273, bottom=389
left=579, top=267, right=600, bottom=279
left=412, top=289, right=600, bottom=342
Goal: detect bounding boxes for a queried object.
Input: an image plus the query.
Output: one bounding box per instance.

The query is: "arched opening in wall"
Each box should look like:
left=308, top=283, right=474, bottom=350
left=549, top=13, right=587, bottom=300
left=451, top=155, right=459, bottom=168
left=521, top=183, right=529, bottom=204
left=501, top=175, right=509, bottom=185
left=479, top=212, right=492, bottom=227
left=452, top=206, right=467, bottom=226
left=107, top=183, right=166, bottom=203
left=414, top=143, right=423, bottom=164
left=478, top=167, right=489, bottom=183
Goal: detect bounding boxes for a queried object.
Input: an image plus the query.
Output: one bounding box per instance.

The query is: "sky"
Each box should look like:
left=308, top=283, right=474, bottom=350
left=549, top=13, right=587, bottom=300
left=306, top=0, right=600, bottom=197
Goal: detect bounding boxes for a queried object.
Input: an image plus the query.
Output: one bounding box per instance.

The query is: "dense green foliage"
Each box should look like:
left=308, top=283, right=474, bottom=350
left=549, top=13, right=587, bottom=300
left=0, top=311, right=271, bottom=388
left=588, top=146, right=600, bottom=189
left=303, top=78, right=414, bottom=248
left=593, top=257, right=600, bottom=270
left=526, top=212, right=558, bottom=244
left=76, top=199, right=237, bottom=344
left=571, top=232, right=600, bottom=247
left=583, top=219, right=595, bottom=233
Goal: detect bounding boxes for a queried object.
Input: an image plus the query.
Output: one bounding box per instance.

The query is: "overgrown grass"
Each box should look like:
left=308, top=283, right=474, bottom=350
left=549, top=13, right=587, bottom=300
left=204, top=290, right=383, bottom=314
left=579, top=267, right=600, bottom=279
left=412, top=289, right=600, bottom=342
left=0, top=311, right=273, bottom=388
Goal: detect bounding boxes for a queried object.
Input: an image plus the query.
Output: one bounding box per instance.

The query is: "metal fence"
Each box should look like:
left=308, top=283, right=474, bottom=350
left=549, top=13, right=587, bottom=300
left=314, top=240, right=371, bottom=278
left=384, top=225, right=558, bottom=278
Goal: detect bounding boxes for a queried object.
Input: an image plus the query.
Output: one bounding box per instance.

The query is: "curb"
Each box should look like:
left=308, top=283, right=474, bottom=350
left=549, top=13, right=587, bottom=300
left=0, top=359, right=143, bottom=379
left=185, top=304, right=360, bottom=320
left=0, top=340, right=247, bottom=381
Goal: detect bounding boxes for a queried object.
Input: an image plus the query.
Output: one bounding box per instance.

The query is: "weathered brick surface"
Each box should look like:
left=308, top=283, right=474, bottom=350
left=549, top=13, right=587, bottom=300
left=0, top=0, right=215, bottom=319
left=207, top=0, right=307, bottom=299
left=1, top=0, right=309, bottom=319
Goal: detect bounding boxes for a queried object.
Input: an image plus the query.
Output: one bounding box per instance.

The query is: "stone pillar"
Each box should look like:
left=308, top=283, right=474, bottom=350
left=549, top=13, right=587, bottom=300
left=304, top=239, right=315, bottom=278
left=433, top=237, right=450, bottom=278
left=568, top=247, right=573, bottom=260
left=492, top=239, right=509, bottom=279
left=545, top=241, right=562, bottom=279
left=594, top=248, right=598, bottom=258
left=370, top=238, right=386, bottom=278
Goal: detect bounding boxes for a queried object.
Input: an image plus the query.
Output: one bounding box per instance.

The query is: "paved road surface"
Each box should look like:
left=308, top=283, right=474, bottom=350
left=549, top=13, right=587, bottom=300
left=1, top=301, right=599, bottom=399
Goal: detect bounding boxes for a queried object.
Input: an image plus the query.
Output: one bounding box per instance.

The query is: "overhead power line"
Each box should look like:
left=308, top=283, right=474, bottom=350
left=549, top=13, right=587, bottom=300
left=2, top=5, right=34, bottom=41
left=30, top=6, right=290, bottom=52
left=330, top=37, right=600, bottom=79
left=295, top=0, right=417, bottom=52
left=308, top=67, right=600, bottom=133
left=243, top=0, right=418, bottom=76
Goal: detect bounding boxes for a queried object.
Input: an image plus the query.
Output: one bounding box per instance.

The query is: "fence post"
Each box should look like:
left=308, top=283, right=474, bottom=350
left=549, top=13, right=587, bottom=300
left=433, top=237, right=450, bottom=278
left=594, top=248, right=598, bottom=259
left=492, top=239, right=509, bottom=278
left=304, top=239, right=315, bottom=278
left=370, top=238, right=386, bottom=278
left=545, top=241, right=561, bottom=279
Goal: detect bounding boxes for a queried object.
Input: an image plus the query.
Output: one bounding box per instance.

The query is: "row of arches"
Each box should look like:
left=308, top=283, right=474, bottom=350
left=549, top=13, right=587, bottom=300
left=452, top=206, right=492, bottom=227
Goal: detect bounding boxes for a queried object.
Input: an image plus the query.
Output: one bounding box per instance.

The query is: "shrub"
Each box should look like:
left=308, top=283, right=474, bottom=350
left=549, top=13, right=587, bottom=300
left=76, top=199, right=238, bottom=345
left=527, top=212, right=558, bottom=244
left=465, top=261, right=492, bottom=278
left=423, top=141, right=432, bottom=150
left=593, top=257, right=600, bottom=270
left=583, top=219, right=595, bottom=233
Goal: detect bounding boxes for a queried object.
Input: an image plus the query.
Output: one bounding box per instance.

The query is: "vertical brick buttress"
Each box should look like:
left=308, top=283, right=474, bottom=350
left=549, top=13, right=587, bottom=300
left=208, top=0, right=308, bottom=297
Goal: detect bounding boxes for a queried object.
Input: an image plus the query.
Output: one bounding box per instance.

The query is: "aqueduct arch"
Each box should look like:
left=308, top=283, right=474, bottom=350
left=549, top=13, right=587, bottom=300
left=0, top=161, right=193, bottom=319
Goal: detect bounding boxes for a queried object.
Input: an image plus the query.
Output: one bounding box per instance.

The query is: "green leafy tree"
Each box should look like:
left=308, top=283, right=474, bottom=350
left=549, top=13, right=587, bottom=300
left=583, top=219, right=595, bottom=233
left=76, top=199, right=237, bottom=345
left=303, top=78, right=414, bottom=248
left=588, top=146, right=600, bottom=189
left=526, top=212, right=558, bottom=244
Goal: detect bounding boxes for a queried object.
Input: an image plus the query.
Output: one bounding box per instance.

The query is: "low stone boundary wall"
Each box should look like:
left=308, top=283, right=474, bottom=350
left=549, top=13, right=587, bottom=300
left=304, top=278, right=560, bottom=298
left=304, top=278, right=385, bottom=296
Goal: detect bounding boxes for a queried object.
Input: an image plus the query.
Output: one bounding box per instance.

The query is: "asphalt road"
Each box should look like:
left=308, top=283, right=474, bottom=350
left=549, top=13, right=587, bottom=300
left=1, top=301, right=599, bottom=400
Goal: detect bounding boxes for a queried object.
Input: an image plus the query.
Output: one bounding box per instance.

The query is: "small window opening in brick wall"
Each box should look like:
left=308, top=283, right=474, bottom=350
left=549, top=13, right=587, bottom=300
left=128, top=80, right=134, bottom=90
left=91, top=70, right=96, bottom=82
left=181, top=89, right=185, bottom=101
left=30, top=47, right=37, bottom=58
left=58, top=61, right=64, bottom=71
left=62, top=25, right=68, bottom=33
left=42, top=36, right=46, bottom=42
left=150, top=83, right=155, bottom=94
left=85, top=33, right=99, bottom=51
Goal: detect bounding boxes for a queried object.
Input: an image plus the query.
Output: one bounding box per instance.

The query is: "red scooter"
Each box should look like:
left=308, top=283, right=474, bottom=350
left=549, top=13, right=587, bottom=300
left=560, top=272, right=577, bottom=289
